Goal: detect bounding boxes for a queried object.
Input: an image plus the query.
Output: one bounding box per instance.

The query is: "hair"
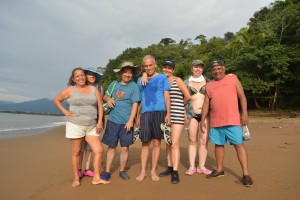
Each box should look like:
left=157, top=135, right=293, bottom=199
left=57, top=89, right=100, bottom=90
left=67, top=67, right=84, bottom=86
left=142, top=55, right=156, bottom=63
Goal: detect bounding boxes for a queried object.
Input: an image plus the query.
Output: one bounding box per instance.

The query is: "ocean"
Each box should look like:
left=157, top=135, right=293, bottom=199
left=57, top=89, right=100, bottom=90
left=0, top=112, right=66, bottom=138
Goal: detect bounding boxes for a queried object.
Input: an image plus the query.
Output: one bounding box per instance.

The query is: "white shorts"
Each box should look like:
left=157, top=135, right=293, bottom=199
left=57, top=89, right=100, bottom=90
left=66, top=122, right=99, bottom=139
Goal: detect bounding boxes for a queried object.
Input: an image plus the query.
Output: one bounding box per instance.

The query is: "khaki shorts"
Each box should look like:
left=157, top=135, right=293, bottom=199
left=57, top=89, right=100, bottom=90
left=66, top=122, right=99, bottom=139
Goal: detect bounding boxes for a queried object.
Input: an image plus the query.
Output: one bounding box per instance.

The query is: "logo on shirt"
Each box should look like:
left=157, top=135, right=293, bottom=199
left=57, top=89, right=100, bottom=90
left=114, top=91, right=125, bottom=99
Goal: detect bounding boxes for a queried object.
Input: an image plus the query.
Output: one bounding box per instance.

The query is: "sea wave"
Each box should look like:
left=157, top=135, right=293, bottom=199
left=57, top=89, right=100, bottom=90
left=0, top=122, right=66, bottom=132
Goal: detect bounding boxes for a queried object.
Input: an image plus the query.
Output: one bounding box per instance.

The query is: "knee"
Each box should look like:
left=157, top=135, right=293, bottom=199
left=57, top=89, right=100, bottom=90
left=199, top=138, right=208, bottom=146
left=152, top=140, right=161, bottom=147
left=72, top=149, right=81, bottom=157
left=121, top=147, right=128, bottom=153
left=171, top=141, right=179, bottom=149
left=93, top=146, right=104, bottom=156
left=189, top=140, right=197, bottom=146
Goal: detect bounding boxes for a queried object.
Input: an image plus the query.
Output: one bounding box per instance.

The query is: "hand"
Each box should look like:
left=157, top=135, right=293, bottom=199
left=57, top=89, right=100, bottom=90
left=96, top=122, right=103, bottom=134
left=200, top=120, right=206, bottom=134
left=141, top=72, right=149, bottom=86
left=64, top=111, right=73, bottom=119
left=241, top=114, right=249, bottom=126
left=124, top=121, right=133, bottom=133
left=165, top=114, right=171, bottom=126
left=107, top=97, right=116, bottom=108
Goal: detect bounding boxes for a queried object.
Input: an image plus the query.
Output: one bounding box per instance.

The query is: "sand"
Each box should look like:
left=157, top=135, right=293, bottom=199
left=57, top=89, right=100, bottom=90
left=0, top=117, right=299, bottom=200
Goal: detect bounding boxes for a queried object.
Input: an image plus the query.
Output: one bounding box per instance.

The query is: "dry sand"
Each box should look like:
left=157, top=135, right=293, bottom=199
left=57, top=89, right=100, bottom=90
left=0, top=117, right=299, bottom=200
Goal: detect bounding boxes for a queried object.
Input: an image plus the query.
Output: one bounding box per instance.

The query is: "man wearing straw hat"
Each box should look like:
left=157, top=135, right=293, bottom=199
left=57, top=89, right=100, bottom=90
left=101, top=61, right=141, bottom=182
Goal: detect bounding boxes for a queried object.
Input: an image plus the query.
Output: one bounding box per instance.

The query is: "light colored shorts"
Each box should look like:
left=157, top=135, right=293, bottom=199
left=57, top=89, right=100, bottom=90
left=66, top=122, right=99, bottom=139
left=209, top=125, right=243, bottom=145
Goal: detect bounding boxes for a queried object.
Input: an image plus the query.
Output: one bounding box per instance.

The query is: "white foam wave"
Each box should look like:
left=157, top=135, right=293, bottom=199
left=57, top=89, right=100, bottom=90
left=0, top=122, right=66, bottom=132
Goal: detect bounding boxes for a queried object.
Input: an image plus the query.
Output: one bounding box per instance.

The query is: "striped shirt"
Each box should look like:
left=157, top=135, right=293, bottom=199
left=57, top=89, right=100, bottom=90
left=170, top=78, right=185, bottom=125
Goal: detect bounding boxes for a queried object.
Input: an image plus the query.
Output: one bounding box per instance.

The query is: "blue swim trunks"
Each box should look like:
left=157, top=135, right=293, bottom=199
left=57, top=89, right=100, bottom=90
left=209, top=125, right=243, bottom=145
left=102, top=120, right=133, bottom=147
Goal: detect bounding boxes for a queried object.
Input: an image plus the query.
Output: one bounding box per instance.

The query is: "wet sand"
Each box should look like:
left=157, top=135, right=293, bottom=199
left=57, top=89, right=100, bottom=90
left=0, top=117, right=299, bottom=200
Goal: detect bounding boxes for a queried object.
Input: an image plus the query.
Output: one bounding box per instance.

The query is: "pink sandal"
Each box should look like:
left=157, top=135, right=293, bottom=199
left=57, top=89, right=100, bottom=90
left=185, top=167, right=196, bottom=175
left=196, top=167, right=212, bottom=175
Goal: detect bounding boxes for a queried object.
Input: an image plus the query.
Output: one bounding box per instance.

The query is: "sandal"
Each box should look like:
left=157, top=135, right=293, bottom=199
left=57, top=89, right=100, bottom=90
left=132, top=128, right=140, bottom=144
left=185, top=167, right=196, bottom=175
left=160, top=123, right=172, bottom=145
left=196, top=167, right=212, bottom=175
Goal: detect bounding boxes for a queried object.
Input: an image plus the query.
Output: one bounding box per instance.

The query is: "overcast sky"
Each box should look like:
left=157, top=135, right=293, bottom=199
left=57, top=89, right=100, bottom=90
left=0, top=0, right=274, bottom=103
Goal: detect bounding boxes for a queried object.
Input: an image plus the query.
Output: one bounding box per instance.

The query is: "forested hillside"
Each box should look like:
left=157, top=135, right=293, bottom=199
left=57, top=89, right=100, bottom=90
left=99, top=0, right=300, bottom=110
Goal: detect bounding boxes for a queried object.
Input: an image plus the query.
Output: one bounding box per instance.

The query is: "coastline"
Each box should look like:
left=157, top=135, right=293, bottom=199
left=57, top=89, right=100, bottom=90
left=1, top=117, right=299, bottom=200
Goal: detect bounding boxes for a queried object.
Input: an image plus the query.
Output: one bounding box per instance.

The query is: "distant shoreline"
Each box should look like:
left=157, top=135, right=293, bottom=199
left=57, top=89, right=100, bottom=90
left=0, top=110, right=63, bottom=116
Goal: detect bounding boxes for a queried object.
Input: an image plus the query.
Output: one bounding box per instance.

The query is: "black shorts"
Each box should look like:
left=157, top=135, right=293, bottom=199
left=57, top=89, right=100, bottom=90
left=140, top=111, right=166, bottom=142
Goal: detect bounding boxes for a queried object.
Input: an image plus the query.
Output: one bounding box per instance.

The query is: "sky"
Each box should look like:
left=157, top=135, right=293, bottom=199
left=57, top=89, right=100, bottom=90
left=0, top=0, right=274, bottom=103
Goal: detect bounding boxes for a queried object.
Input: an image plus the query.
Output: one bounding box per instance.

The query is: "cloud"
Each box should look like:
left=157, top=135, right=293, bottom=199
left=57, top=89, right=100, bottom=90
left=0, top=0, right=274, bottom=102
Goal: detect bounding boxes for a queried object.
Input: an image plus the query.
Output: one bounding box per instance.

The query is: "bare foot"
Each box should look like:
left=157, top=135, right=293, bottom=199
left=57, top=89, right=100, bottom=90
left=136, top=172, right=147, bottom=181
left=92, top=179, right=111, bottom=185
left=151, top=171, right=159, bottom=181
left=72, top=180, right=80, bottom=187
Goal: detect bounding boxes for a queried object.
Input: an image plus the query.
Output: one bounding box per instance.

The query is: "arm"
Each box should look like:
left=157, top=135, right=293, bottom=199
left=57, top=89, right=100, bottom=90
left=125, top=102, right=139, bottom=132
left=135, top=103, right=141, bottom=127
left=236, top=79, right=249, bottom=125
left=99, top=86, right=104, bottom=98
left=103, top=95, right=116, bottom=108
left=164, top=90, right=171, bottom=125
left=53, top=87, right=72, bottom=119
left=141, top=72, right=148, bottom=86
left=200, top=94, right=210, bottom=134
left=96, top=88, right=104, bottom=133
left=176, top=77, right=191, bottom=105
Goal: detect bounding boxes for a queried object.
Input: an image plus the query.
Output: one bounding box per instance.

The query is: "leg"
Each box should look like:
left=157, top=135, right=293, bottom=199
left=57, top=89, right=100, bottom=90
left=151, top=139, right=161, bottom=181
left=84, top=149, right=93, bottom=170
left=78, top=150, right=84, bottom=177
left=166, top=144, right=172, bottom=167
left=171, top=124, right=183, bottom=171
left=136, top=142, right=150, bottom=181
left=171, top=124, right=183, bottom=184
left=85, top=135, right=110, bottom=184
left=82, top=149, right=95, bottom=177
left=186, top=119, right=198, bottom=174
left=70, top=138, right=84, bottom=187
left=197, top=119, right=211, bottom=175
left=159, top=144, right=173, bottom=177
left=119, top=146, right=129, bottom=172
left=105, top=147, right=116, bottom=173
left=215, top=144, right=225, bottom=172
left=234, top=144, right=250, bottom=175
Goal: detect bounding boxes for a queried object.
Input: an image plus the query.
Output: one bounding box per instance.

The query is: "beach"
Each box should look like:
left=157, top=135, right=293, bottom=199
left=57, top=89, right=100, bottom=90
left=0, top=116, right=299, bottom=200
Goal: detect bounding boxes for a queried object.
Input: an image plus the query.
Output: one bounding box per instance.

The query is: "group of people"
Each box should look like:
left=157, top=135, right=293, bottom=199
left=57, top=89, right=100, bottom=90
left=53, top=55, right=253, bottom=188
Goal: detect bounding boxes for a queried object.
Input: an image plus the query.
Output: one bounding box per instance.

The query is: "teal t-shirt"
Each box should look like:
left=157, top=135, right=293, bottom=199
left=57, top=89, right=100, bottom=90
left=106, top=81, right=140, bottom=124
